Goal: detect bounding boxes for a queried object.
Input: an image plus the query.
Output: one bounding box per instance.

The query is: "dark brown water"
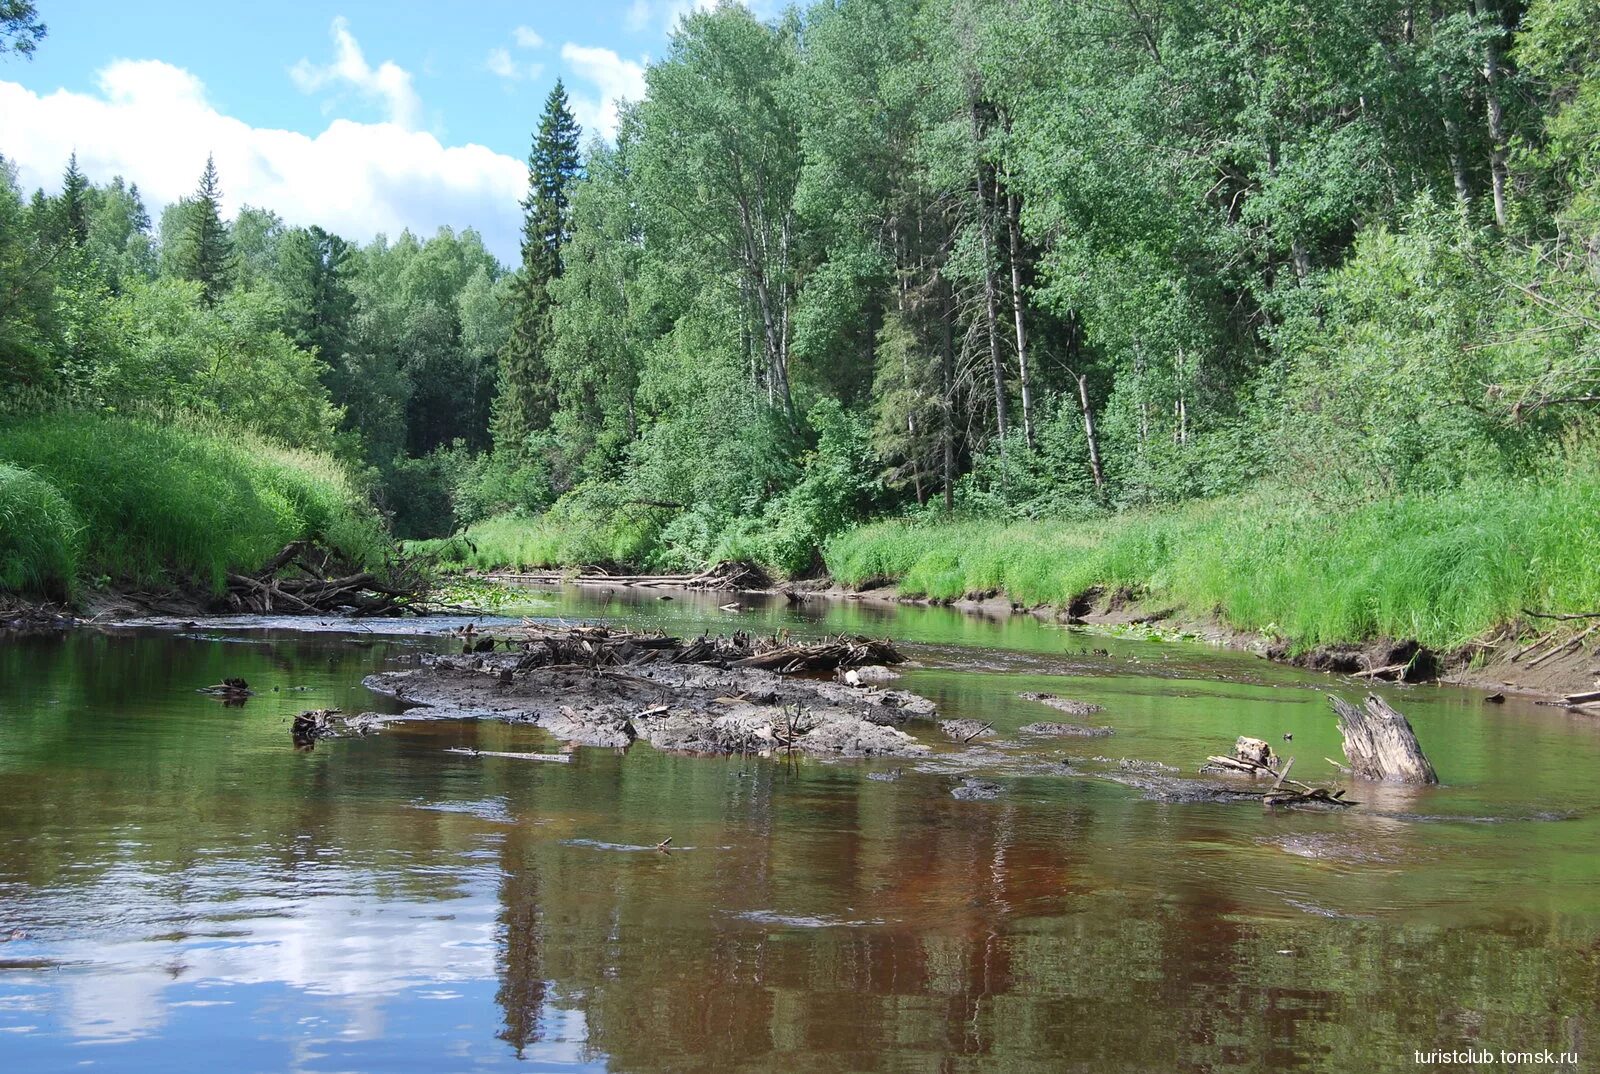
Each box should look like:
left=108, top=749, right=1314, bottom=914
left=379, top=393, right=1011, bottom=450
left=1, top=587, right=1596, bottom=1072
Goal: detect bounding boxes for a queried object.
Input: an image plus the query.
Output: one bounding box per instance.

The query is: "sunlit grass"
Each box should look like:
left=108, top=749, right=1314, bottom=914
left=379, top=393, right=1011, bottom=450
left=0, top=462, right=82, bottom=600
left=824, top=475, right=1600, bottom=650
left=408, top=508, right=662, bottom=574
left=0, top=412, right=386, bottom=595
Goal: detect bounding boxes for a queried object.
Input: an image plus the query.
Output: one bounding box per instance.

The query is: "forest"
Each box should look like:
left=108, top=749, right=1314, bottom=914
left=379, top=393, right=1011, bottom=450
left=4, top=0, right=1600, bottom=647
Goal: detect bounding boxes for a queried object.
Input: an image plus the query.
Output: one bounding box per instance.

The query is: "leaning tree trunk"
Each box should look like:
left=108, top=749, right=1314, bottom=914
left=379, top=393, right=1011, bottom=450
left=1329, top=694, right=1438, bottom=784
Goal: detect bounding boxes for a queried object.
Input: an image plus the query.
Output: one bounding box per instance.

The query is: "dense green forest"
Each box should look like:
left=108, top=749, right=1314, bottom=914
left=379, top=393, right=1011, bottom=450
left=4, top=0, right=1600, bottom=642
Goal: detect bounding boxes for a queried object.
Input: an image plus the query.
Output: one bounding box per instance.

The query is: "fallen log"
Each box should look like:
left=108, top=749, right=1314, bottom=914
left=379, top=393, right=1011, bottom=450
left=1329, top=693, right=1437, bottom=784
left=444, top=748, right=571, bottom=764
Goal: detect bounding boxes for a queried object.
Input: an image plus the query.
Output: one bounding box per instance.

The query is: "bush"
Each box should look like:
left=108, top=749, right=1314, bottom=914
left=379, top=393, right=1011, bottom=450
left=0, top=463, right=81, bottom=600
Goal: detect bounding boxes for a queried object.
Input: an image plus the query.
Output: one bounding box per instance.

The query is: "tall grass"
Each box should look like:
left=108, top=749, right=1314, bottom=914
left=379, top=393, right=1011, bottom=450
left=409, top=509, right=661, bottom=573
left=824, top=475, right=1600, bottom=649
left=0, top=413, right=386, bottom=595
left=0, top=463, right=82, bottom=600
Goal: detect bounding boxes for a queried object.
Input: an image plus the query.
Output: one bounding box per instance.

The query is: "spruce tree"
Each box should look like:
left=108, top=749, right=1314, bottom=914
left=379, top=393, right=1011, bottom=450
left=493, top=80, right=583, bottom=454
left=179, top=153, right=232, bottom=306
left=60, top=152, right=88, bottom=247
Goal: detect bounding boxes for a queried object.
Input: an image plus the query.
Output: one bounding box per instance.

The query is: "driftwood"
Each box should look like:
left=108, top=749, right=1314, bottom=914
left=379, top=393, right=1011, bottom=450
left=483, top=623, right=905, bottom=677
left=198, top=676, right=252, bottom=699
left=483, top=559, right=772, bottom=593
left=1201, top=736, right=1276, bottom=775
left=1526, top=623, right=1600, bottom=668
left=226, top=540, right=438, bottom=617
left=291, top=709, right=341, bottom=747
left=1199, top=739, right=1355, bottom=808
left=1329, top=693, right=1438, bottom=784
left=444, top=747, right=571, bottom=764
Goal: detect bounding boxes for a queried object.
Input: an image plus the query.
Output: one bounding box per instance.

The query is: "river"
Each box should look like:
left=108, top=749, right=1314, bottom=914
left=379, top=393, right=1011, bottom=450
left=1, top=586, right=1596, bottom=1072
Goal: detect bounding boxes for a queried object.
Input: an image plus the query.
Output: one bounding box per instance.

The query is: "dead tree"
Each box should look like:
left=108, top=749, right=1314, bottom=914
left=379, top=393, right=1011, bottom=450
left=1329, top=694, right=1438, bottom=784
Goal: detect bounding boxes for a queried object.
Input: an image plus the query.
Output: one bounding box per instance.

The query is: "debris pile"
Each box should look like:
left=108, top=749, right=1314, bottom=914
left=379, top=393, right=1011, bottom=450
left=473, top=623, right=906, bottom=676
left=291, top=708, right=341, bottom=747
left=358, top=628, right=932, bottom=759
left=1201, top=736, right=1356, bottom=809
left=225, top=540, right=435, bottom=617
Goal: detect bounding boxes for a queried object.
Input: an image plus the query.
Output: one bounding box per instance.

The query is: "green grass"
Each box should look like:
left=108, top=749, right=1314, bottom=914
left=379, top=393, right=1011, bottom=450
left=408, top=508, right=661, bottom=574
left=0, top=463, right=82, bottom=600
left=0, top=412, right=387, bottom=596
left=824, top=475, right=1600, bottom=650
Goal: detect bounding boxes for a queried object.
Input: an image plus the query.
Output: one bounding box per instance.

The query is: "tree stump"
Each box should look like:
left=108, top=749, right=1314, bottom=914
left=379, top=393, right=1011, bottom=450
left=1329, top=693, right=1437, bottom=784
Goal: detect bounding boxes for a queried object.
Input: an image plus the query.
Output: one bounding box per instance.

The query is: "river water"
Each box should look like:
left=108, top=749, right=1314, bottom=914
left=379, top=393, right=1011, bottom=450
left=1, top=586, right=1596, bottom=1072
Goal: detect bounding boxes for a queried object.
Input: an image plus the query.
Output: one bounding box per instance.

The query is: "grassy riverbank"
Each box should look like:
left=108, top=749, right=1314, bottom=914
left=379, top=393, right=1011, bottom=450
left=0, top=413, right=386, bottom=599
left=825, top=475, right=1600, bottom=650
left=409, top=508, right=661, bottom=575
left=417, top=469, right=1600, bottom=653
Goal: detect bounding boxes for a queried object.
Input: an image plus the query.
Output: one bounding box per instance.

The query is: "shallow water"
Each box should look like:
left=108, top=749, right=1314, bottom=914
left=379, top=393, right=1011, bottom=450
left=1, top=587, right=1597, bottom=1072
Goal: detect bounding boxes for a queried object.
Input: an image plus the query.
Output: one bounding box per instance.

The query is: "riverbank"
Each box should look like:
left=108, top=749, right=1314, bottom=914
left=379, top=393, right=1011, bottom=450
left=0, top=413, right=388, bottom=602
left=408, top=472, right=1600, bottom=703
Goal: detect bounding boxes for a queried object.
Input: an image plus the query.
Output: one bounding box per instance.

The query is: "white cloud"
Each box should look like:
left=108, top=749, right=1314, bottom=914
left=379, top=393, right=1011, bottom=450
left=0, top=59, right=526, bottom=261
left=486, top=46, right=544, bottom=84
left=512, top=25, right=545, bottom=49
left=624, top=0, right=718, bottom=34
left=486, top=47, right=518, bottom=79
left=560, top=44, right=648, bottom=140
left=290, top=16, right=422, bottom=130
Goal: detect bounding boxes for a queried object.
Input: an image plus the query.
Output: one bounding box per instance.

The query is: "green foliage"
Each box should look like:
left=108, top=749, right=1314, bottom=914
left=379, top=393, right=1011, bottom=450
left=0, top=0, right=44, bottom=58
left=84, top=278, right=342, bottom=449
left=494, top=80, right=583, bottom=454
left=410, top=492, right=664, bottom=575
left=826, top=463, right=1600, bottom=649
left=716, top=399, right=879, bottom=574
left=169, top=155, right=233, bottom=306
left=0, top=413, right=385, bottom=593
left=0, top=462, right=80, bottom=599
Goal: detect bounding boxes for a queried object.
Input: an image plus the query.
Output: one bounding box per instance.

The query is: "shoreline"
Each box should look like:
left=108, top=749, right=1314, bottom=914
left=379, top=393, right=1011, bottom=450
left=6, top=569, right=1597, bottom=710
left=470, top=569, right=1600, bottom=707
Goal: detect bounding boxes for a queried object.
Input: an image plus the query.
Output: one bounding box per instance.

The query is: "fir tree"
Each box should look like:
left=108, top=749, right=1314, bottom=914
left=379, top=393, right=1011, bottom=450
left=179, top=153, right=232, bottom=306
left=493, top=80, right=583, bottom=453
left=60, top=152, right=88, bottom=247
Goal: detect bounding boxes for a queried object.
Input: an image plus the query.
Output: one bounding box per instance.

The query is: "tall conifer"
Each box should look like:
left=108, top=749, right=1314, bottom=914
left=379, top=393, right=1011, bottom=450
left=180, top=153, right=232, bottom=306
left=493, top=80, right=582, bottom=453
left=60, top=152, right=88, bottom=247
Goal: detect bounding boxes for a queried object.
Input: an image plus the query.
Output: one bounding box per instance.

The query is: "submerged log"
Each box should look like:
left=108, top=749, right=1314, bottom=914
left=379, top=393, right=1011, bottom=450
left=1329, top=693, right=1437, bottom=784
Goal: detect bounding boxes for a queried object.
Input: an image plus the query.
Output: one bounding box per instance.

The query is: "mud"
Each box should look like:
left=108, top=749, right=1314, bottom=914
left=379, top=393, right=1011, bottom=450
left=361, top=651, right=937, bottom=758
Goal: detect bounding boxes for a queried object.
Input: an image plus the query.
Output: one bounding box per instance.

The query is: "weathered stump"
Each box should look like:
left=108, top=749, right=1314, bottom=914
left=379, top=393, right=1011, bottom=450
left=1329, top=693, right=1437, bottom=784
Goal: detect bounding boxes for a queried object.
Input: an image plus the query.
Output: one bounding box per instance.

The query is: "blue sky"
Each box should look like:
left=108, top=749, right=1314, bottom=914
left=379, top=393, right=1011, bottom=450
left=0, top=1, right=733, bottom=261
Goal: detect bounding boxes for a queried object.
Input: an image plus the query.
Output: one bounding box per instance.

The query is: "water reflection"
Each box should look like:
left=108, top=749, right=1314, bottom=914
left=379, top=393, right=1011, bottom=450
left=1, top=593, right=1597, bottom=1071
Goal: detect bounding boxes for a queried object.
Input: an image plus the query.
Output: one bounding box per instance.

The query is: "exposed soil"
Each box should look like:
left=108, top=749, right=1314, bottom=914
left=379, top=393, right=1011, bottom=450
left=361, top=650, right=938, bottom=758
